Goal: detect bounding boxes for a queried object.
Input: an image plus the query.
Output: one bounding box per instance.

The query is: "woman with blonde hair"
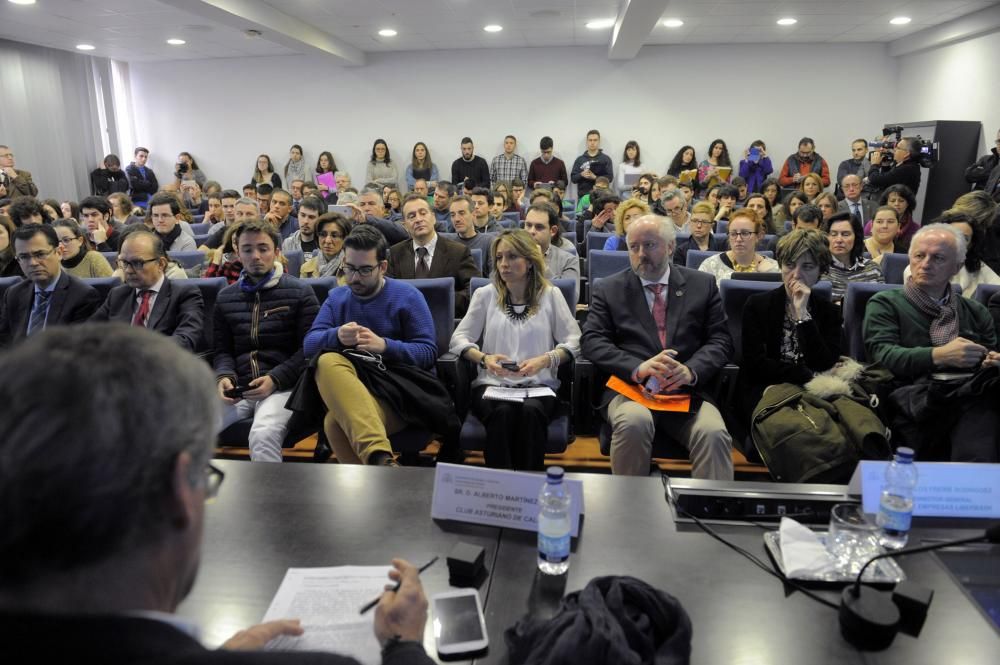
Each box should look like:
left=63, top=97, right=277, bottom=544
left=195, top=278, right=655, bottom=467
left=673, top=201, right=726, bottom=265
left=799, top=172, right=824, bottom=200
left=603, top=198, right=650, bottom=250
left=449, top=229, right=581, bottom=470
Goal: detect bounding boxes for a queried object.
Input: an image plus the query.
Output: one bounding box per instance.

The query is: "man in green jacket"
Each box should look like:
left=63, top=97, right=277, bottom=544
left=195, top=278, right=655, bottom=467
left=864, top=223, right=1000, bottom=462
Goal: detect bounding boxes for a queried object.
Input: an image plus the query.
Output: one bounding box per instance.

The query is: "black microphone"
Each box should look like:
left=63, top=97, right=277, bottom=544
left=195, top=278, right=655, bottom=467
left=839, top=523, right=998, bottom=650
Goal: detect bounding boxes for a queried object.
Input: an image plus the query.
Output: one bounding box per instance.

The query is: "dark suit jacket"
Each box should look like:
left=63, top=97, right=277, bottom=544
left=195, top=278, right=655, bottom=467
left=0, top=612, right=432, bottom=664
left=0, top=271, right=101, bottom=345
left=581, top=265, right=733, bottom=408
left=90, top=278, right=205, bottom=352
left=387, top=236, right=478, bottom=316
left=990, top=290, right=1000, bottom=342
left=837, top=197, right=878, bottom=224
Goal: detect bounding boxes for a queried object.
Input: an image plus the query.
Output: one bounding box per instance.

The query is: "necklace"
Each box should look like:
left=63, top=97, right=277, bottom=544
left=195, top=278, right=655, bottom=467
left=505, top=301, right=531, bottom=322
left=731, top=252, right=757, bottom=272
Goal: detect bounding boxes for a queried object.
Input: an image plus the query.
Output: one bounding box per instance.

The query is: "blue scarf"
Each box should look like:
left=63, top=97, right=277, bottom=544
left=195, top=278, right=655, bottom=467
left=238, top=268, right=275, bottom=294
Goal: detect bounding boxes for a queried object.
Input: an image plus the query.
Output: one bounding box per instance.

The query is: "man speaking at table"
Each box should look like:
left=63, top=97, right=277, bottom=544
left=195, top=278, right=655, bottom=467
left=0, top=324, right=434, bottom=664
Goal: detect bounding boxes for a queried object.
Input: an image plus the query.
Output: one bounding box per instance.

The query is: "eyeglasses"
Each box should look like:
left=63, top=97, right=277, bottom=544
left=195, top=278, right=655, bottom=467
left=57, top=236, right=80, bottom=245
left=15, top=248, right=57, bottom=262
left=689, top=219, right=713, bottom=227
left=0, top=152, right=13, bottom=159
left=117, top=257, right=159, bottom=271
left=343, top=264, right=378, bottom=276
left=728, top=231, right=757, bottom=239
left=205, top=463, right=225, bottom=501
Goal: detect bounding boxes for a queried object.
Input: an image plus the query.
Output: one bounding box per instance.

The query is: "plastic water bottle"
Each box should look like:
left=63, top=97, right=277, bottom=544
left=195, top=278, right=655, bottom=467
left=876, top=447, right=918, bottom=550
left=537, top=466, right=571, bottom=575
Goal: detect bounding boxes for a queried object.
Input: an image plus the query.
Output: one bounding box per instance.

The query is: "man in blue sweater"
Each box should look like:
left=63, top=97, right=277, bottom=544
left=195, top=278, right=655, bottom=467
left=305, top=225, right=437, bottom=466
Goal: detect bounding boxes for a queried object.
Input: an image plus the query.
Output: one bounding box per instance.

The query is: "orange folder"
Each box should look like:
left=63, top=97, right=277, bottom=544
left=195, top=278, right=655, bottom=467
left=606, top=375, right=692, bottom=412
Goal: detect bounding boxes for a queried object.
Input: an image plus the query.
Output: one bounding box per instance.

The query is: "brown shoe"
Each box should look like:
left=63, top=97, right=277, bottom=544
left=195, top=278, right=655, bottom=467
left=368, top=451, right=400, bottom=467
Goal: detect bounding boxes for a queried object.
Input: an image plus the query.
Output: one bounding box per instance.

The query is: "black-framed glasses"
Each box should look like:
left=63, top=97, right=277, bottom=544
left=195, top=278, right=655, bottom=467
left=117, top=257, right=159, bottom=271
left=728, top=231, right=756, bottom=239
left=205, top=463, right=225, bottom=501
left=15, top=248, right=57, bottom=262
left=57, top=236, right=80, bottom=245
left=343, top=264, right=378, bottom=276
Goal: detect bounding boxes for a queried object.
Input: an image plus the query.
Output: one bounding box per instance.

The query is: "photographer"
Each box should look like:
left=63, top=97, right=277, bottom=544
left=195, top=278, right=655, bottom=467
left=173, top=151, right=207, bottom=188
left=867, top=136, right=921, bottom=197
left=965, top=128, right=1000, bottom=199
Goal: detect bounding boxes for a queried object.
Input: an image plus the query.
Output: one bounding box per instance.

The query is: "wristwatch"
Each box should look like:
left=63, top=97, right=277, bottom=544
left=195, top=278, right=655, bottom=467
left=479, top=354, right=488, bottom=369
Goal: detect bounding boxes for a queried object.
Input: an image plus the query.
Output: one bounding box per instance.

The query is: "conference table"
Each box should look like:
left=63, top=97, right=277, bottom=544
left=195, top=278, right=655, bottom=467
left=178, top=462, right=998, bottom=664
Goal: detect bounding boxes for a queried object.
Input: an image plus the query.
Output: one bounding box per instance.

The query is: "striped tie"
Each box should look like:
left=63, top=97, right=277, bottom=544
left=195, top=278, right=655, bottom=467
left=27, top=291, right=52, bottom=335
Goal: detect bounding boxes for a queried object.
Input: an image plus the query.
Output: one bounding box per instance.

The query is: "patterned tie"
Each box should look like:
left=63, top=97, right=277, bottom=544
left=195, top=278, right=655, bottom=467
left=132, top=290, right=152, bottom=327
left=27, top=291, right=51, bottom=336
left=646, top=283, right=667, bottom=348
left=852, top=202, right=862, bottom=223
left=415, top=246, right=430, bottom=278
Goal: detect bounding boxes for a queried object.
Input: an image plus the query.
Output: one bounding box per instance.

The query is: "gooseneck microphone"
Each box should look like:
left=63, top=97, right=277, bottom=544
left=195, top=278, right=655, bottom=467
left=839, top=523, right=999, bottom=650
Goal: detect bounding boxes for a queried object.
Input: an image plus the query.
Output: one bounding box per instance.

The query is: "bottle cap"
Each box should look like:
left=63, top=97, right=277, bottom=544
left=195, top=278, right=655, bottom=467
left=895, top=447, right=914, bottom=462
left=546, top=466, right=565, bottom=481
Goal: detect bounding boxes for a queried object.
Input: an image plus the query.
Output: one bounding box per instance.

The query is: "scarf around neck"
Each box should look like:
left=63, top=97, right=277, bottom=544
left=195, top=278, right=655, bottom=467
left=903, top=278, right=959, bottom=346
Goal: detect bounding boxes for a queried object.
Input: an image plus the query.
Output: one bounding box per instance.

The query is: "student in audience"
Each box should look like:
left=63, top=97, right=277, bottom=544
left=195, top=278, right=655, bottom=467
left=745, top=193, right=776, bottom=236
left=667, top=145, right=698, bottom=178
left=174, top=151, right=206, bottom=188
left=148, top=193, right=197, bottom=253
left=774, top=190, right=809, bottom=231
left=522, top=203, right=579, bottom=304
left=125, top=147, right=158, bottom=209
left=204, top=222, right=244, bottom=284
left=470, top=188, right=503, bottom=234
left=386, top=189, right=402, bottom=219
left=603, top=198, right=650, bottom=251
left=283, top=195, right=325, bottom=257
left=702, top=184, right=721, bottom=212
left=799, top=172, right=824, bottom=200
left=79, top=195, right=125, bottom=252
left=836, top=138, right=873, bottom=199
left=0, top=215, right=23, bottom=278
left=864, top=224, right=999, bottom=462
left=582, top=214, right=734, bottom=479
left=432, top=180, right=455, bottom=231
left=791, top=203, right=823, bottom=231
left=822, top=211, right=884, bottom=303
left=215, top=219, right=319, bottom=462
left=697, top=139, right=732, bottom=190
left=449, top=195, right=494, bottom=277
left=761, top=177, right=781, bottom=210
left=586, top=189, right=618, bottom=234
left=59, top=200, right=80, bottom=221
left=740, top=229, right=840, bottom=427
left=89, top=153, right=130, bottom=196
left=357, top=187, right=408, bottom=245
left=451, top=137, right=491, bottom=191
left=571, top=129, right=614, bottom=200
left=490, top=189, right=508, bottom=221
left=7, top=197, right=51, bottom=227
left=242, top=183, right=257, bottom=201
left=52, top=219, right=114, bottom=279
left=0, top=224, right=100, bottom=345
left=313, top=150, right=338, bottom=199
left=289, top=179, right=305, bottom=215
left=737, top=140, right=773, bottom=194
left=615, top=140, right=643, bottom=196
left=527, top=136, right=568, bottom=189
left=731, top=176, right=750, bottom=205
left=779, top=137, right=831, bottom=188
left=902, top=210, right=1000, bottom=298
left=450, top=229, right=581, bottom=470
left=0, top=199, right=10, bottom=217
left=491, top=135, right=528, bottom=187
left=663, top=190, right=692, bottom=232
left=713, top=185, right=739, bottom=224
left=200, top=191, right=224, bottom=233
left=283, top=144, right=309, bottom=189
left=699, top=208, right=779, bottom=284
left=575, top=176, right=612, bottom=216
left=815, top=192, right=839, bottom=222
left=300, top=213, right=352, bottom=281
left=264, top=188, right=299, bottom=241
left=510, top=179, right=527, bottom=212
left=252, top=154, right=281, bottom=189
left=864, top=206, right=903, bottom=263
left=108, top=192, right=142, bottom=227
left=178, top=181, right=207, bottom=215
left=406, top=142, right=438, bottom=191
left=367, top=139, right=399, bottom=190
left=387, top=193, right=479, bottom=316
left=0, top=144, right=38, bottom=198
left=306, top=224, right=446, bottom=467
left=864, top=184, right=918, bottom=251
left=673, top=202, right=725, bottom=265
left=40, top=199, right=61, bottom=223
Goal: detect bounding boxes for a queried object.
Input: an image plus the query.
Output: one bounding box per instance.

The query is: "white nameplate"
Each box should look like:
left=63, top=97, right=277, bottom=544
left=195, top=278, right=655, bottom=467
left=849, top=461, right=1000, bottom=518
left=431, top=463, right=584, bottom=537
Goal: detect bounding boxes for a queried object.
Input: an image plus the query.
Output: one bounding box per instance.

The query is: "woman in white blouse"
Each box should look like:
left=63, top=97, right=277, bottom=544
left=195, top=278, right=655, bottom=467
left=698, top=207, right=779, bottom=285
left=449, top=229, right=581, bottom=470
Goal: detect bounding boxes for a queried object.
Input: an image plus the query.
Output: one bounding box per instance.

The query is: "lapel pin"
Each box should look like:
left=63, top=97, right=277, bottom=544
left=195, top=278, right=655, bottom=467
left=676, top=290, right=683, bottom=297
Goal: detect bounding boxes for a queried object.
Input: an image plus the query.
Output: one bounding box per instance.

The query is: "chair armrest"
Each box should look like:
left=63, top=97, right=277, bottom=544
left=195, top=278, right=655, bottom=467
left=437, top=352, right=471, bottom=419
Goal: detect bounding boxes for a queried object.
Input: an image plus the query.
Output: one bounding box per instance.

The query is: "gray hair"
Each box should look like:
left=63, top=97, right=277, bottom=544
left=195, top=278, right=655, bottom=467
left=0, top=325, right=218, bottom=585
left=626, top=213, right=676, bottom=247
left=910, top=223, right=967, bottom=266
left=360, top=187, right=384, bottom=207
left=661, top=189, right=687, bottom=207
left=236, top=197, right=260, bottom=212
left=338, top=191, right=359, bottom=205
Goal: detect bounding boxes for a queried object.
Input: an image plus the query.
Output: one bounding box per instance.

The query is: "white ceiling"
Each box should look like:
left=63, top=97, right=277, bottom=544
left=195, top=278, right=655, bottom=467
left=0, top=0, right=997, bottom=62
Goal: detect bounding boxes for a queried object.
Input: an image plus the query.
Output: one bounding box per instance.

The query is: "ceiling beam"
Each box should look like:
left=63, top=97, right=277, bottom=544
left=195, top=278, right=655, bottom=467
left=888, top=5, right=1000, bottom=57
left=158, top=0, right=366, bottom=66
left=608, top=0, right=671, bottom=61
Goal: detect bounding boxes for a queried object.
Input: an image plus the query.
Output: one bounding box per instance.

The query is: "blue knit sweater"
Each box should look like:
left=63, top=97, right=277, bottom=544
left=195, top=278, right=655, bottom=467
left=303, top=278, right=437, bottom=368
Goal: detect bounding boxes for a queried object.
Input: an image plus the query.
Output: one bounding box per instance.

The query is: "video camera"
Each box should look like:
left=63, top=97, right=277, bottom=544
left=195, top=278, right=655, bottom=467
left=868, top=125, right=938, bottom=168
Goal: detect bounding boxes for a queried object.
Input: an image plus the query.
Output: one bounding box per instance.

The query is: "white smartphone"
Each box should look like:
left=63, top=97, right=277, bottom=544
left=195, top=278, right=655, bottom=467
left=432, top=588, right=489, bottom=656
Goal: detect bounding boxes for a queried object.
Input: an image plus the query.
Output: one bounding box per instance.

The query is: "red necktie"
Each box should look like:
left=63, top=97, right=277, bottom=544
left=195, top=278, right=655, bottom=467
left=646, top=283, right=667, bottom=348
left=132, top=290, right=152, bottom=327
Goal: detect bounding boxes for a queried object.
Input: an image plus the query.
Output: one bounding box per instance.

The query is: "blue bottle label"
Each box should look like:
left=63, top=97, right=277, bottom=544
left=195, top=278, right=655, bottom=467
left=538, top=533, right=570, bottom=562
left=880, top=505, right=912, bottom=532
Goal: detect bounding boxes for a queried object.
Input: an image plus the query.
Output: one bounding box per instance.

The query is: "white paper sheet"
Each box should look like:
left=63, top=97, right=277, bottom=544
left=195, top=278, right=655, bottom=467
left=262, top=565, right=391, bottom=665
left=482, top=386, right=557, bottom=402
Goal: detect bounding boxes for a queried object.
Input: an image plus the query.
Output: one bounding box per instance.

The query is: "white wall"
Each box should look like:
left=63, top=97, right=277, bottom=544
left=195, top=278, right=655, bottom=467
left=897, top=30, right=1000, bottom=153
left=130, top=43, right=899, bottom=197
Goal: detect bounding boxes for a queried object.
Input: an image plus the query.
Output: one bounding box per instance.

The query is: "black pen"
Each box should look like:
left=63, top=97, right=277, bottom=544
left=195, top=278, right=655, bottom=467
left=359, top=556, right=439, bottom=615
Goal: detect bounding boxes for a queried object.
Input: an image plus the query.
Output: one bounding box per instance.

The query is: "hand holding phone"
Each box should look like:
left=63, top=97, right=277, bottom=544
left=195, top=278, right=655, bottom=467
left=500, top=360, right=520, bottom=372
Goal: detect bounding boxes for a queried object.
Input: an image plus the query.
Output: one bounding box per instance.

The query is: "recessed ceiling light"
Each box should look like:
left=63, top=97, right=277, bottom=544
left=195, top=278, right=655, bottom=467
left=166, top=38, right=186, bottom=45
left=378, top=28, right=397, bottom=37
left=75, top=44, right=96, bottom=51
left=8, top=0, right=37, bottom=5
left=585, top=19, right=615, bottom=30
left=483, top=24, right=503, bottom=33
left=663, top=19, right=684, bottom=28
left=890, top=16, right=912, bottom=25
left=777, top=18, right=798, bottom=26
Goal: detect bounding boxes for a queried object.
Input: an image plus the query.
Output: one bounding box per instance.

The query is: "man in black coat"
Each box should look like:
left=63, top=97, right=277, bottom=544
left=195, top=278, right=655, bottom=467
left=450, top=137, right=491, bottom=191
left=0, top=225, right=100, bottom=346
left=867, top=136, right=922, bottom=198
left=0, top=324, right=434, bottom=664
left=90, top=230, right=204, bottom=352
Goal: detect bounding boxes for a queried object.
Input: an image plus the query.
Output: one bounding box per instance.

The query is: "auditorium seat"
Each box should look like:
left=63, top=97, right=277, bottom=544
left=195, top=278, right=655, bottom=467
left=843, top=282, right=900, bottom=361
left=82, top=277, right=122, bottom=302
left=973, top=283, right=1000, bottom=307
left=188, top=277, right=228, bottom=356
left=502, top=212, right=520, bottom=224
left=717, top=220, right=728, bottom=234
left=0, top=276, right=22, bottom=301
left=587, top=250, right=630, bottom=284
left=193, top=233, right=209, bottom=247
left=587, top=231, right=613, bottom=254
left=881, top=253, right=909, bottom=284
left=304, top=277, right=340, bottom=304
left=169, top=251, right=207, bottom=270
left=100, top=251, right=118, bottom=265
left=283, top=250, right=304, bottom=279
left=686, top=250, right=720, bottom=269
left=189, top=222, right=212, bottom=235
left=469, top=248, right=482, bottom=275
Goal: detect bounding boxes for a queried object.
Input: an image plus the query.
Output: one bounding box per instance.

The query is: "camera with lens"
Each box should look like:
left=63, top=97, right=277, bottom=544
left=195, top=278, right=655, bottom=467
left=867, top=126, right=938, bottom=169
left=176, top=162, right=189, bottom=175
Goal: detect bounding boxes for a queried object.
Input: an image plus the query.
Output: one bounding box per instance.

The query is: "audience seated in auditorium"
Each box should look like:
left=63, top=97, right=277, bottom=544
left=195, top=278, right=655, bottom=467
left=451, top=137, right=490, bottom=191
left=386, top=194, right=478, bottom=316
left=108, top=192, right=142, bottom=228
left=449, top=195, right=494, bottom=277
left=837, top=173, right=877, bottom=223
left=522, top=203, right=579, bottom=304
left=0, top=224, right=100, bottom=345
left=148, top=193, right=197, bottom=253
left=864, top=224, right=1000, bottom=462
left=571, top=130, right=614, bottom=200
left=282, top=195, right=324, bottom=256
left=300, top=213, right=351, bottom=281
left=778, top=137, right=831, bottom=188
left=204, top=222, right=244, bottom=284
left=864, top=184, right=919, bottom=251
left=575, top=176, right=611, bottom=215
left=582, top=214, right=734, bottom=480
left=951, top=190, right=1000, bottom=275
left=491, top=135, right=528, bottom=187
left=672, top=202, right=724, bottom=265
left=799, top=172, right=825, bottom=201
left=510, top=180, right=527, bottom=213
left=699, top=208, right=779, bottom=284
left=0, top=144, right=38, bottom=198
left=90, top=230, right=203, bottom=352
left=450, top=229, right=581, bottom=470
left=215, top=220, right=319, bottom=463
left=469, top=187, right=503, bottom=234
left=772, top=189, right=806, bottom=231
left=604, top=198, right=650, bottom=251
left=902, top=210, right=1000, bottom=298
left=527, top=136, right=568, bottom=189
left=822, top=212, right=884, bottom=304
left=52, top=219, right=114, bottom=278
